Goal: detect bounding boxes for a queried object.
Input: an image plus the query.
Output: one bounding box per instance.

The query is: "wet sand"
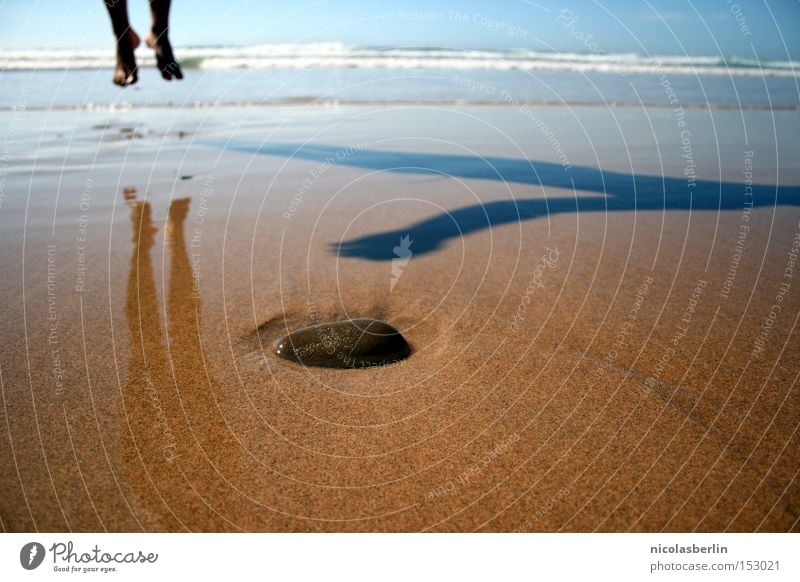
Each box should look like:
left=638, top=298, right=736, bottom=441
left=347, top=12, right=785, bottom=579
left=0, top=105, right=798, bottom=532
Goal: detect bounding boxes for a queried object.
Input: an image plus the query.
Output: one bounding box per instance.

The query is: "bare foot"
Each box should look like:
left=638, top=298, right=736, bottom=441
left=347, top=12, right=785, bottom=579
left=146, top=31, right=183, bottom=81
left=114, top=29, right=140, bottom=87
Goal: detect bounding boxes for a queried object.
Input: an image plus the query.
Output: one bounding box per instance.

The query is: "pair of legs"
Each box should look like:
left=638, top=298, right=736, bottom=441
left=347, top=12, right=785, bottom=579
left=105, top=0, right=183, bottom=86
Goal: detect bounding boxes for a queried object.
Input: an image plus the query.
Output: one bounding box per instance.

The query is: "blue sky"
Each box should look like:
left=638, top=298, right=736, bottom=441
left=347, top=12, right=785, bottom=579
left=1, top=0, right=798, bottom=59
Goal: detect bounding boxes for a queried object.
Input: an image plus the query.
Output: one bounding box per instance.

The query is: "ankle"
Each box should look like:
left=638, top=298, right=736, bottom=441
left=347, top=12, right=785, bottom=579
left=150, top=24, right=169, bottom=38
left=114, top=26, right=132, bottom=41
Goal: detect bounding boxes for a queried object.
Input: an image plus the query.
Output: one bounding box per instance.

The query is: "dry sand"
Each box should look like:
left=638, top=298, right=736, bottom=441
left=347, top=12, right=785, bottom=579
left=0, top=105, right=798, bottom=531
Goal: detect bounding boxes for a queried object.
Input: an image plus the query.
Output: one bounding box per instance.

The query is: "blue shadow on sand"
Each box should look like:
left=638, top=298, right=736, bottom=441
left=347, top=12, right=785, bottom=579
left=206, top=141, right=800, bottom=261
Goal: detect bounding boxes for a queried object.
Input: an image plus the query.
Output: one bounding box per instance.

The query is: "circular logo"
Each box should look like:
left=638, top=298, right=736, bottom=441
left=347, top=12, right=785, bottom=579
left=20, top=542, right=45, bottom=570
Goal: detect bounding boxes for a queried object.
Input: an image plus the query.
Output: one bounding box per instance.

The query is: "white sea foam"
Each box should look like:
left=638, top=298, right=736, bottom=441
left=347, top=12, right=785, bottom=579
left=2, top=43, right=798, bottom=78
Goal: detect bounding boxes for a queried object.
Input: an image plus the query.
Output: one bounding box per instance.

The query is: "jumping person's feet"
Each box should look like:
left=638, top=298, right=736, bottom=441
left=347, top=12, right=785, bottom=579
left=114, top=28, right=140, bottom=86
left=146, top=30, right=183, bottom=81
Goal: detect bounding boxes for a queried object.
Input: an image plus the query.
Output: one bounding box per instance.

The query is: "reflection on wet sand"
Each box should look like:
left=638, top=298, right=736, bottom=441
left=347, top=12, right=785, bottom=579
left=120, top=196, right=242, bottom=531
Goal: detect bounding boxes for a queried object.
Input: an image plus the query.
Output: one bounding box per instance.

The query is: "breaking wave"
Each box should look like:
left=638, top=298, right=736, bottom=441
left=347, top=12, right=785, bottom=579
left=2, top=43, right=798, bottom=78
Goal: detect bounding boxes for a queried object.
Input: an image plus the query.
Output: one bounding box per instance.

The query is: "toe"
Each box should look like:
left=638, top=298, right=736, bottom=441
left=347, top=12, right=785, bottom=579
left=114, top=68, right=130, bottom=86
left=116, top=67, right=137, bottom=87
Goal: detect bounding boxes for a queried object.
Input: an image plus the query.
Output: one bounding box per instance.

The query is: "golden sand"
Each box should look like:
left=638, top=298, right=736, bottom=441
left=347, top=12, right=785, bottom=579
left=1, top=106, right=798, bottom=532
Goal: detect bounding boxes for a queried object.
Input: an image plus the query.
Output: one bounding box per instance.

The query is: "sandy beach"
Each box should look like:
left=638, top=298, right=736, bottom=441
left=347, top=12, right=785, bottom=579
left=0, top=103, right=798, bottom=532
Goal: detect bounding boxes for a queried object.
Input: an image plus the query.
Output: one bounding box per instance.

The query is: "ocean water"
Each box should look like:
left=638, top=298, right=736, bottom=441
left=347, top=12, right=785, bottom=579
left=3, top=44, right=798, bottom=76
left=1, top=44, right=798, bottom=109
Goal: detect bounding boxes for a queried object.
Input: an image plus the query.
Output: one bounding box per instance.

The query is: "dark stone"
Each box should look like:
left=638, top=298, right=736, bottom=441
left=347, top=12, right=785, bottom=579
left=274, top=318, right=410, bottom=368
